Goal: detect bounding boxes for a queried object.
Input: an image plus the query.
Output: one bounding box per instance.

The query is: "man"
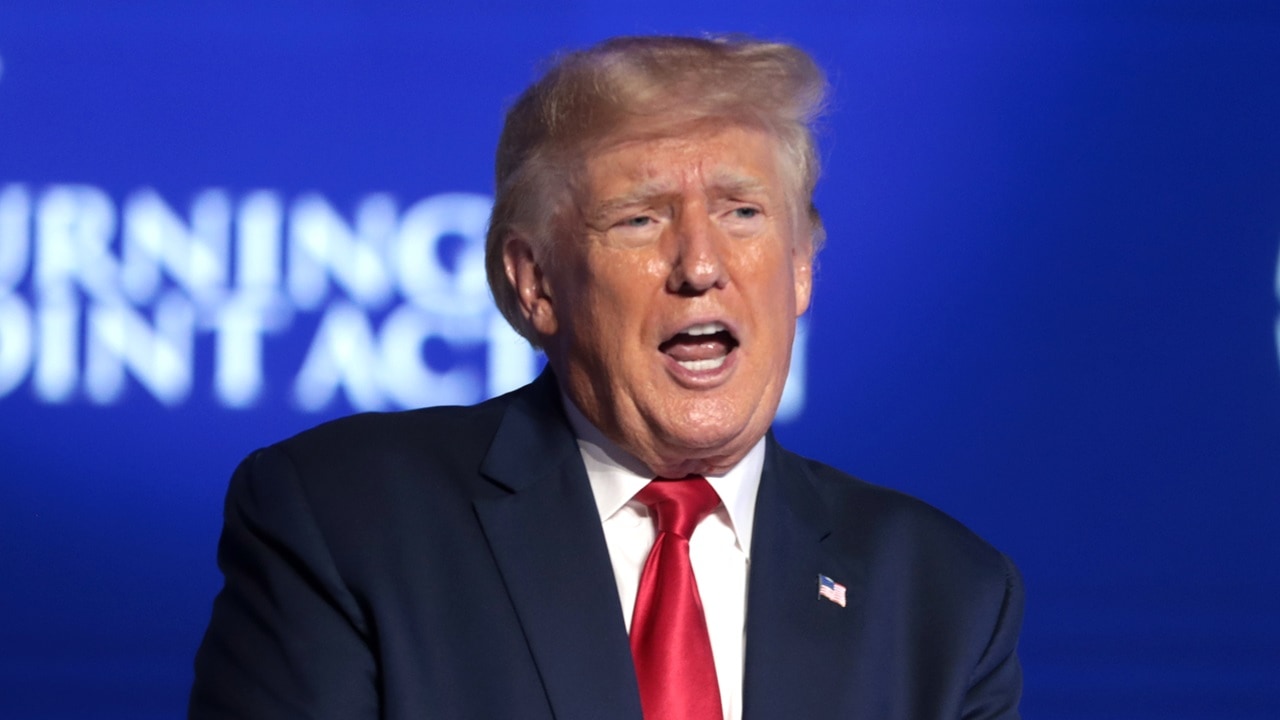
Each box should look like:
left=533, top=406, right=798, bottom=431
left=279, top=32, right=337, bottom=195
left=190, top=35, right=1023, bottom=719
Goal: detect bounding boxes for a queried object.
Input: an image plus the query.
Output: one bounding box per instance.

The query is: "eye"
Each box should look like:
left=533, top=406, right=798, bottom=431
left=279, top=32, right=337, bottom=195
left=733, top=207, right=760, bottom=219
left=622, top=215, right=653, bottom=227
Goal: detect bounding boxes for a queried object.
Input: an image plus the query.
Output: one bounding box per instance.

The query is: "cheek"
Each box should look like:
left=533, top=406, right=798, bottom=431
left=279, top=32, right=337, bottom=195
left=565, top=271, right=645, bottom=351
left=751, top=247, right=799, bottom=296
left=584, top=252, right=667, bottom=311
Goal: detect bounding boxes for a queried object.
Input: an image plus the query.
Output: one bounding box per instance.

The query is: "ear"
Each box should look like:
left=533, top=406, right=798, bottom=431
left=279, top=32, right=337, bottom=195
left=503, top=234, right=559, bottom=336
left=792, top=234, right=814, bottom=317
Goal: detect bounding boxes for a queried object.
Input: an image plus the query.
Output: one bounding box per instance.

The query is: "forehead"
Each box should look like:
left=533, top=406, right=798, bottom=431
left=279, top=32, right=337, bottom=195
left=579, top=125, right=787, bottom=199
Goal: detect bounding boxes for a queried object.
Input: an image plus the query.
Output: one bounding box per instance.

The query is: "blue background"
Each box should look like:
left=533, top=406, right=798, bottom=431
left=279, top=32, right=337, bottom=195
left=3, top=1, right=1279, bottom=717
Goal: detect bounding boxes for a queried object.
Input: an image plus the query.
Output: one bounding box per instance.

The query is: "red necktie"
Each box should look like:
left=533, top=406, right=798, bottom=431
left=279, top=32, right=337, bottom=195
left=630, top=476, right=724, bottom=720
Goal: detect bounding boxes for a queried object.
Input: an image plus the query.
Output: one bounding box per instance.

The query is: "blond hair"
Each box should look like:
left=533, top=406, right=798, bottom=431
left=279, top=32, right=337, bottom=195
left=486, top=35, right=828, bottom=342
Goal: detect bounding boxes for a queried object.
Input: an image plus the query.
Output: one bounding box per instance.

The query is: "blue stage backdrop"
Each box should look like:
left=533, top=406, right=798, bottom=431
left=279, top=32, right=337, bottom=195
left=2, top=2, right=1278, bottom=718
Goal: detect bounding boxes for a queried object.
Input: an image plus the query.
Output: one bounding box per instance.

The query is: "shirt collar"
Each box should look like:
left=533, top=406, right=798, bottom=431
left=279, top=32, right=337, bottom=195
left=561, top=393, right=764, bottom=557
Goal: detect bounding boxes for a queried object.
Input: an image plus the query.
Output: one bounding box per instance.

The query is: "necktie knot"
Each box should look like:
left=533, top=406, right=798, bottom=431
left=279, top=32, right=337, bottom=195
left=635, top=476, right=720, bottom=539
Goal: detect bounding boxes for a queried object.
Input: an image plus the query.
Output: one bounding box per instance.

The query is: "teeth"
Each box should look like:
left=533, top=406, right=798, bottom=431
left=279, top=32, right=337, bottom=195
left=677, top=356, right=728, bottom=372
left=683, top=322, right=726, bottom=337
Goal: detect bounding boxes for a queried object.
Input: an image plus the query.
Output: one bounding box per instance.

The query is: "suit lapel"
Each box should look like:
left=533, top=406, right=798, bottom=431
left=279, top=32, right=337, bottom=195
left=473, top=373, right=643, bottom=720
left=742, top=437, right=866, bottom=718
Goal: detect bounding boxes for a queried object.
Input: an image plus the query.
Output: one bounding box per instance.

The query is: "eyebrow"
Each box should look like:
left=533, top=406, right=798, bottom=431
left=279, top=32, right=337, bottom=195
left=589, top=172, right=771, bottom=220
left=705, top=172, right=769, bottom=198
left=590, top=180, right=677, bottom=219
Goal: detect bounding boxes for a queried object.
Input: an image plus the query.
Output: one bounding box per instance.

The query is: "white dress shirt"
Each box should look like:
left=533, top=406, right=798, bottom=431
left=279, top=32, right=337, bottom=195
left=562, top=397, right=764, bottom=720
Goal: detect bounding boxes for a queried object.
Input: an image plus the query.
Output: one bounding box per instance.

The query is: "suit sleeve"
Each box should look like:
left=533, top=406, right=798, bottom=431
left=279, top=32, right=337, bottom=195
left=189, top=446, right=379, bottom=719
left=962, top=553, right=1025, bottom=720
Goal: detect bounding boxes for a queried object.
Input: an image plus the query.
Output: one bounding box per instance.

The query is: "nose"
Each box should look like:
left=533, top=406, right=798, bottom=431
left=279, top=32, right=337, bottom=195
left=665, top=210, right=727, bottom=295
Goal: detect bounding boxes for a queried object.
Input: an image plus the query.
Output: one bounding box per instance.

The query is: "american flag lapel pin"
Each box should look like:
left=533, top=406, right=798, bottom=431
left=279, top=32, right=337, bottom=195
left=817, top=574, right=847, bottom=608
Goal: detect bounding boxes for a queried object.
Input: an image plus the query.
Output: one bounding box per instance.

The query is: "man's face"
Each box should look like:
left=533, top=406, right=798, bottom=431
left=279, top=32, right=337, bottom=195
left=507, top=124, right=813, bottom=477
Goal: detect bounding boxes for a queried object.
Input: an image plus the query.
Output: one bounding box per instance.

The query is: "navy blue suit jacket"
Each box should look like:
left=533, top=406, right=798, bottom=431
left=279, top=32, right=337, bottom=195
left=190, top=371, right=1023, bottom=718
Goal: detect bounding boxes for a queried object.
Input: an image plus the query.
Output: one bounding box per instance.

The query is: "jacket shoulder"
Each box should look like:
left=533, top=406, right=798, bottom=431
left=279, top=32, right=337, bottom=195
left=228, top=389, right=529, bottom=542
left=272, top=394, right=512, bottom=477
left=787, top=449, right=1018, bottom=588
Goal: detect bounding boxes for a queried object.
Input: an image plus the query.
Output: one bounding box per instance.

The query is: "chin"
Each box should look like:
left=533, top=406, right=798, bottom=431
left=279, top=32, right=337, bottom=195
left=651, top=417, right=758, bottom=472
left=674, top=390, right=777, bottom=440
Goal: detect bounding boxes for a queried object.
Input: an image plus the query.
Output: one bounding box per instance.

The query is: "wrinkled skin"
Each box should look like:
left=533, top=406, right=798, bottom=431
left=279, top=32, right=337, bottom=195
left=504, top=124, right=813, bottom=477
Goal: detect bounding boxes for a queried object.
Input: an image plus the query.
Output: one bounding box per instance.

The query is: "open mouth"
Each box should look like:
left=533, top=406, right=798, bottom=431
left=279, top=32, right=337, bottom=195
left=658, top=321, right=740, bottom=372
